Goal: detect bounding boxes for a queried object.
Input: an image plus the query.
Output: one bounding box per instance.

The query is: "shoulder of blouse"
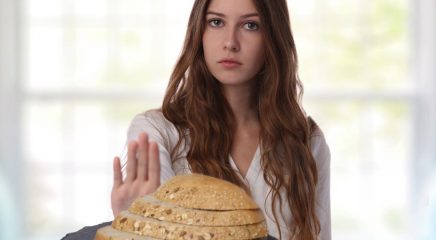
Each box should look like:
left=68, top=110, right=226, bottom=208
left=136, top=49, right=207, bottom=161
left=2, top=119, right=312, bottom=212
left=310, top=125, right=331, bottom=174
left=310, top=125, right=331, bottom=239
left=127, top=109, right=180, bottom=150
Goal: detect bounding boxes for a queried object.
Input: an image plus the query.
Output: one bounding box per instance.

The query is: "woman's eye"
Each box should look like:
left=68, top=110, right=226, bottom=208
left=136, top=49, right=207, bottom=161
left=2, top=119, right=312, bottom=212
left=208, top=19, right=223, bottom=27
left=244, top=22, right=259, bottom=31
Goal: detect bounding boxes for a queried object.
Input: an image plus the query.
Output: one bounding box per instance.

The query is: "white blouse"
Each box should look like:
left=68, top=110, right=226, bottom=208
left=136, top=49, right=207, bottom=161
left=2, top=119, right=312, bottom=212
left=126, top=110, right=331, bottom=240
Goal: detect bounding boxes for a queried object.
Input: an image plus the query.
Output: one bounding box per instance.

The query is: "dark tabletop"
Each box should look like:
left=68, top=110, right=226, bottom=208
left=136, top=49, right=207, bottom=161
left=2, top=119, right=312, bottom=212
left=61, top=221, right=112, bottom=240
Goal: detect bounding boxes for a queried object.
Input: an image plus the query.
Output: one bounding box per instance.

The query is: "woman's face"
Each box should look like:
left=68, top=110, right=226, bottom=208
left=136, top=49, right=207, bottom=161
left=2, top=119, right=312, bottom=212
left=202, top=0, right=265, bottom=88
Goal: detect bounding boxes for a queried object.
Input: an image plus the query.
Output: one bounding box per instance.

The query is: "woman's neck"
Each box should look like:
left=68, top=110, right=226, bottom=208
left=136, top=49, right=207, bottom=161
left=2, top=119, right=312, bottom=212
left=221, top=84, right=258, bottom=127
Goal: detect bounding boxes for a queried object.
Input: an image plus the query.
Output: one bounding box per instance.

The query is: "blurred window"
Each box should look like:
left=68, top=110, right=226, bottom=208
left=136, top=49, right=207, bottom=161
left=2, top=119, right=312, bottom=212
left=9, top=0, right=432, bottom=239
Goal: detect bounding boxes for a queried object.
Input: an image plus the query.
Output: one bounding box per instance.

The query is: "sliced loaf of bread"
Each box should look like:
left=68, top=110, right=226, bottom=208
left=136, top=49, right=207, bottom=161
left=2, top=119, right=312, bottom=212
left=96, top=174, right=268, bottom=239
left=113, top=210, right=268, bottom=240
left=129, top=195, right=264, bottom=226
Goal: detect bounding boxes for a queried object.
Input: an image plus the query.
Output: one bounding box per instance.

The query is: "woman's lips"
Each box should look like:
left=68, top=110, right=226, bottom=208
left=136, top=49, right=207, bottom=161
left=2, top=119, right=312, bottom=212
left=218, top=59, right=242, bottom=68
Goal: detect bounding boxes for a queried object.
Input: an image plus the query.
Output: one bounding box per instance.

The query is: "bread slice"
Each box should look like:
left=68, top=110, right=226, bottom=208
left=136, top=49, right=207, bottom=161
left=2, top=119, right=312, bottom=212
left=153, top=174, right=259, bottom=210
left=129, top=195, right=265, bottom=226
left=113, top=210, right=268, bottom=240
left=95, top=225, right=159, bottom=240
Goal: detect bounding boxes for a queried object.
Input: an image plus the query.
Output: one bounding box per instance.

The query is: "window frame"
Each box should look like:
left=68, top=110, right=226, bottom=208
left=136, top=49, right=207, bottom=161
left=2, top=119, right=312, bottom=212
left=0, top=0, right=24, bottom=239
left=410, top=0, right=436, bottom=236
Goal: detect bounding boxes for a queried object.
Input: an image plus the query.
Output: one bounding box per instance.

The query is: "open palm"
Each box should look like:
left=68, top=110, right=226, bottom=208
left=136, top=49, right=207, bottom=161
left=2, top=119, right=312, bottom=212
left=111, top=132, right=160, bottom=216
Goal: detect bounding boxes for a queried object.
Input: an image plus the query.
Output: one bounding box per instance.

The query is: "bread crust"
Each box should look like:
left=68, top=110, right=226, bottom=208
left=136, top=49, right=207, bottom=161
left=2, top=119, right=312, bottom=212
left=129, top=195, right=264, bottom=226
left=153, top=174, right=259, bottom=210
left=113, top=210, right=268, bottom=240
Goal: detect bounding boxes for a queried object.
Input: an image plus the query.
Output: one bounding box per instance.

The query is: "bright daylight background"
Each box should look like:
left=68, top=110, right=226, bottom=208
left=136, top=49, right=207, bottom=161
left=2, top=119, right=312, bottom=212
left=0, top=0, right=435, bottom=239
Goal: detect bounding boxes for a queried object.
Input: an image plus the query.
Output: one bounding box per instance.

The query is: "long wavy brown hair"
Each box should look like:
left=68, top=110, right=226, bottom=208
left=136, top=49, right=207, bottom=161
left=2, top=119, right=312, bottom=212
left=161, top=0, right=320, bottom=239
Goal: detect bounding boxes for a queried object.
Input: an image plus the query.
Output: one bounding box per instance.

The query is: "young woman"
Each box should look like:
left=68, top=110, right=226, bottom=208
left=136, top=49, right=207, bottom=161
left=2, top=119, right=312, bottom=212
left=111, top=0, right=331, bottom=239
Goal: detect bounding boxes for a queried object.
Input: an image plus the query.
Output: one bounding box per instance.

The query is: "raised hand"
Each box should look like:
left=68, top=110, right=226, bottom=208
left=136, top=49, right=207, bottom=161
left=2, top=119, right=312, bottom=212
left=111, top=132, right=160, bottom=216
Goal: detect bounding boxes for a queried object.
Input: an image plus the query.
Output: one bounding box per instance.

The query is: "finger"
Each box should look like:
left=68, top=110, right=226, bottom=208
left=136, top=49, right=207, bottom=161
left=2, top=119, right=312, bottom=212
left=137, top=132, right=149, bottom=180
left=148, top=142, right=160, bottom=187
left=112, top=156, right=123, bottom=188
left=126, top=141, right=138, bottom=182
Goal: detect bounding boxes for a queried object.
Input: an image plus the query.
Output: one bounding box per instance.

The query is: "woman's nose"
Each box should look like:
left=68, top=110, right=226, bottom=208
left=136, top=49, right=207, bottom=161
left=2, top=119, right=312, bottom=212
left=223, top=28, right=240, bottom=52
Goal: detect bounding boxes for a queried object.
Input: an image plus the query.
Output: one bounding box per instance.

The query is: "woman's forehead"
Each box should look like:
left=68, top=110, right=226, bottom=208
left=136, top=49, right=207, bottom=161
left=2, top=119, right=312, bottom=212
left=206, top=0, right=259, bottom=17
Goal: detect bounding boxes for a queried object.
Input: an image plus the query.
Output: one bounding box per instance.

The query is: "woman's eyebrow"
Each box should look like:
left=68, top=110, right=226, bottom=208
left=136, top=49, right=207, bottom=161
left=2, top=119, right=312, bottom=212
left=206, top=11, right=259, bottom=18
